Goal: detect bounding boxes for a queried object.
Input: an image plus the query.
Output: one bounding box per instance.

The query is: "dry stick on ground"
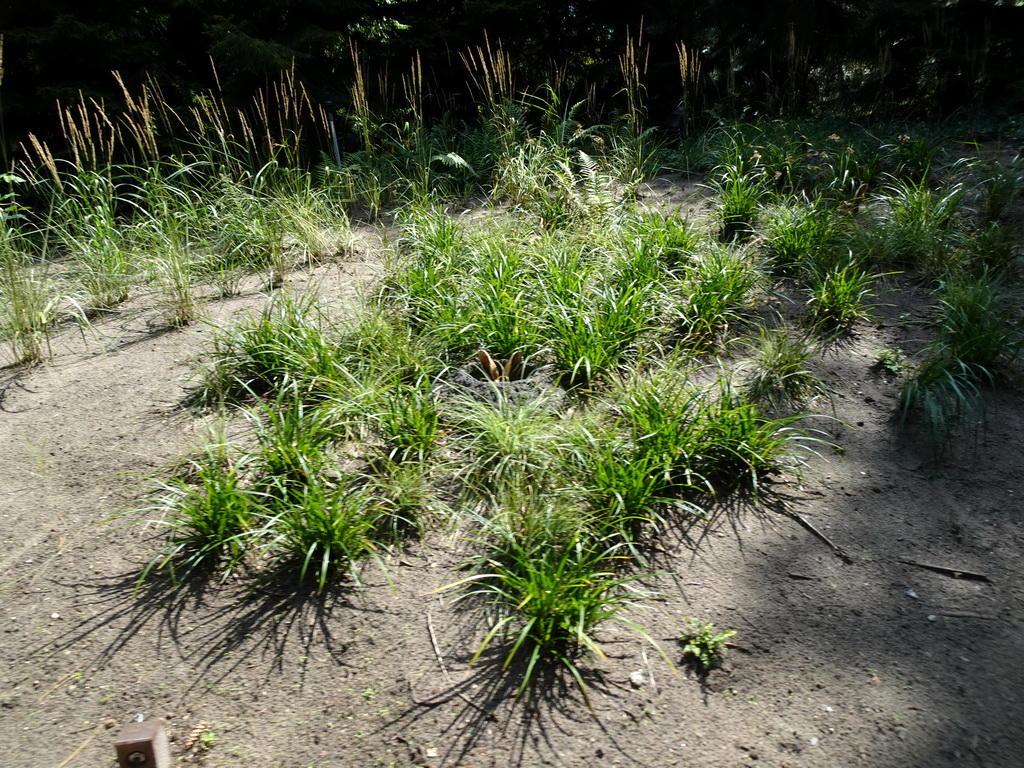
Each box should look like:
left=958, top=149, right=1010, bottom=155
left=426, top=608, right=452, bottom=685
left=57, top=722, right=106, bottom=768
left=898, top=558, right=991, bottom=582
left=641, top=648, right=657, bottom=696
left=39, top=665, right=90, bottom=702
left=778, top=503, right=854, bottom=564
left=412, top=609, right=495, bottom=715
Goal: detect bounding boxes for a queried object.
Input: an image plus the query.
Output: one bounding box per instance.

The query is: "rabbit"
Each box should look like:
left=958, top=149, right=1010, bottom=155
left=477, top=349, right=523, bottom=381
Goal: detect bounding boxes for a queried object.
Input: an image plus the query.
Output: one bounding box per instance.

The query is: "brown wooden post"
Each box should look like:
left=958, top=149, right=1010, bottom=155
left=113, top=719, right=172, bottom=768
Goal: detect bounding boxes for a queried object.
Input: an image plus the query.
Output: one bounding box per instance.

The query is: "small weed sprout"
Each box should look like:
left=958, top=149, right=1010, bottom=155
left=198, top=728, right=217, bottom=751
left=678, top=618, right=736, bottom=671
left=873, top=348, right=908, bottom=377
left=183, top=721, right=217, bottom=756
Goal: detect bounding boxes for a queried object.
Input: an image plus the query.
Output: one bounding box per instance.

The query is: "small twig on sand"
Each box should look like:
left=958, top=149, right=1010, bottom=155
left=408, top=680, right=490, bottom=715
left=780, top=506, right=853, bottom=563
left=641, top=648, right=657, bottom=696
left=426, top=609, right=452, bottom=684
left=57, top=722, right=105, bottom=768
left=40, top=667, right=88, bottom=702
left=898, top=558, right=991, bottom=582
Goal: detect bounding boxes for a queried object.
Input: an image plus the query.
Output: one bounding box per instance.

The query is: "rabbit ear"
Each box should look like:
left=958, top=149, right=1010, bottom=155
left=504, top=350, right=522, bottom=380
left=478, top=349, right=500, bottom=380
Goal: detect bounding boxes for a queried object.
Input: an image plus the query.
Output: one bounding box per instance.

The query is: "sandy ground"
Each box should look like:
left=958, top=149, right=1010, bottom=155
left=1, top=180, right=1022, bottom=768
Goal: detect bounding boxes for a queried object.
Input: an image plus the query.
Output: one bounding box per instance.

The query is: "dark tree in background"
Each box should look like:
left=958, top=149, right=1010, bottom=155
left=1, top=0, right=398, bottom=149
left=372, top=0, right=1024, bottom=123
left=2, top=0, right=1022, bottom=154
left=3, top=1, right=173, bottom=140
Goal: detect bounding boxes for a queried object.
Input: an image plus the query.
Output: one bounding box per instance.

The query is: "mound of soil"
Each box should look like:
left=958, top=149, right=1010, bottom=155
left=434, top=362, right=564, bottom=412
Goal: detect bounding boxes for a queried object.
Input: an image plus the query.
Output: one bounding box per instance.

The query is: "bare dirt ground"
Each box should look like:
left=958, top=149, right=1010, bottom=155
left=2, top=179, right=1023, bottom=768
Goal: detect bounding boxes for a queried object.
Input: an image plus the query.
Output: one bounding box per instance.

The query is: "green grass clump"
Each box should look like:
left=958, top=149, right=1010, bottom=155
left=600, top=366, right=708, bottom=492
left=450, top=390, right=566, bottom=508
left=140, top=395, right=394, bottom=593
left=804, top=259, right=887, bottom=332
left=445, top=516, right=669, bottom=708
left=673, top=244, right=762, bottom=351
left=263, top=475, right=384, bottom=593
left=371, top=375, right=443, bottom=464
left=899, top=270, right=1019, bottom=449
left=977, top=157, right=1022, bottom=224
left=760, top=200, right=845, bottom=275
left=0, top=246, right=63, bottom=365
left=544, top=276, right=660, bottom=387
left=139, top=442, right=262, bottom=586
left=962, top=222, right=1017, bottom=275
left=709, top=163, right=766, bottom=242
left=683, top=379, right=821, bottom=496
left=562, top=419, right=702, bottom=554
left=932, top=271, right=1019, bottom=368
left=192, top=292, right=343, bottom=406
left=380, top=215, right=474, bottom=351
left=333, top=307, right=445, bottom=385
left=369, top=459, right=451, bottom=542
left=595, top=368, right=822, bottom=500
left=52, top=169, right=136, bottom=311
left=465, top=243, right=547, bottom=358
left=617, top=210, right=702, bottom=273
left=885, top=132, right=944, bottom=182
left=900, top=356, right=988, bottom=449
left=864, top=176, right=965, bottom=274
left=743, top=329, right=824, bottom=410
left=244, top=388, right=346, bottom=498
